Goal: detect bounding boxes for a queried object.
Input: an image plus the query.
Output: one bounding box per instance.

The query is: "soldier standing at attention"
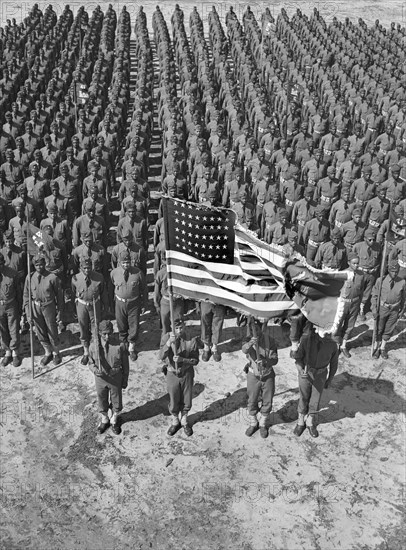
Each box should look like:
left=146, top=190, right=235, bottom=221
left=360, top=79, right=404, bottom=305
left=159, top=319, right=200, bottom=437
left=72, top=258, right=110, bottom=365
left=293, top=324, right=339, bottom=438
left=110, top=250, right=147, bottom=361
left=242, top=318, right=278, bottom=439
left=89, top=320, right=129, bottom=435
left=23, top=255, right=64, bottom=366
left=0, top=253, right=21, bottom=366
left=371, top=262, right=406, bottom=359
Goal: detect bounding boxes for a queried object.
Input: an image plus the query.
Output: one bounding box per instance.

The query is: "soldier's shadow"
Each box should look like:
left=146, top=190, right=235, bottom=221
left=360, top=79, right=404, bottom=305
left=120, top=382, right=205, bottom=425
left=188, top=388, right=247, bottom=426
left=272, top=372, right=406, bottom=426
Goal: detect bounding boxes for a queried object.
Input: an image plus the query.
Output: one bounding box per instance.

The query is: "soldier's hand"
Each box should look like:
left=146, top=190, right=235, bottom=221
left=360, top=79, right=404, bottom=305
left=251, top=337, right=258, bottom=344
left=58, top=321, right=65, bottom=332
left=324, top=380, right=331, bottom=389
left=173, top=354, right=179, bottom=363
left=168, top=334, right=176, bottom=344
left=122, top=381, right=128, bottom=389
left=161, top=365, right=167, bottom=376
left=256, top=359, right=263, bottom=368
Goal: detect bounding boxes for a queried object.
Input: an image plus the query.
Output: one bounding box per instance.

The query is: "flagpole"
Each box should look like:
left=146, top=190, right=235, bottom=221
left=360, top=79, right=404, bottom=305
left=371, top=201, right=393, bottom=357
left=92, top=296, right=101, bottom=372
left=26, top=205, right=35, bottom=379
left=162, top=196, right=179, bottom=373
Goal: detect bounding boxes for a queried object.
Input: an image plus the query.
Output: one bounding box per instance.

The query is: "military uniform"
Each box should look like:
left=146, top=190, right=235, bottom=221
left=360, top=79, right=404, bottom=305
left=242, top=323, right=278, bottom=438
left=0, top=262, right=21, bottom=366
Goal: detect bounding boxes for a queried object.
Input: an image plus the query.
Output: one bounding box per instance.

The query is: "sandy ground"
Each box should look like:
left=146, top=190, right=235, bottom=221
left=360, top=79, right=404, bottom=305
left=0, top=302, right=405, bottom=550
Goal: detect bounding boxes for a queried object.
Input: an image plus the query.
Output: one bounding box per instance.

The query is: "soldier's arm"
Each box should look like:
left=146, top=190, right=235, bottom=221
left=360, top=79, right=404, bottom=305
left=140, top=270, right=148, bottom=307
left=295, top=338, right=306, bottom=369
left=326, top=345, right=339, bottom=385
left=120, top=344, right=130, bottom=388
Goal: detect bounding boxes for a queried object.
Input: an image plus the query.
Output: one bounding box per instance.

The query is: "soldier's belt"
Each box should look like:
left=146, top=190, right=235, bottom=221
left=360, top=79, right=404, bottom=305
left=359, top=266, right=378, bottom=274
left=381, top=301, right=401, bottom=310
left=323, top=149, right=333, bottom=155
left=367, top=128, right=376, bottom=132
left=308, top=239, right=321, bottom=247
left=320, top=195, right=332, bottom=203
left=298, top=220, right=305, bottom=226
left=0, top=299, right=13, bottom=306
left=77, top=296, right=100, bottom=307
left=33, top=299, right=53, bottom=307
left=115, top=295, right=137, bottom=303
left=313, top=130, right=322, bottom=134
left=398, top=259, right=406, bottom=268
left=369, top=219, right=380, bottom=227
left=284, top=198, right=293, bottom=207
left=341, top=297, right=359, bottom=303
left=335, top=220, right=343, bottom=228
left=308, top=179, right=316, bottom=185
left=264, top=148, right=271, bottom=154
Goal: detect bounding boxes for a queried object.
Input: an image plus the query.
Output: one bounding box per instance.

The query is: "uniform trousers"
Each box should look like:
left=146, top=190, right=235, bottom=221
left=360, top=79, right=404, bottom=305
left=76, top=300, right=101, bottom=345
left=0, top=303, right=20, bottom=351
left=376, top=306, right=400, bottom=341
left=337, top=299, right=361, bottom=342
left=200, top=303, right=225, bottom=346
left=247, top=371, right=275, bottom=415
left=95, top=373, right=123, bottom=413
left=32, top=301, right=60, bottom=351
left=361, top=272, right=377, bottom=306
left=160, top=297, right=184, bottom=335
left=166, top=367, right=194, bottom=416
left=298, top=367, right=328, bottom=416
left=115, top=298, right=141, bottom=345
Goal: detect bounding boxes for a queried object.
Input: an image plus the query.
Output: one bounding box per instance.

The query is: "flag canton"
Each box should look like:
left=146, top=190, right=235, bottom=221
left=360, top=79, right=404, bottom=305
left=167, top=199, right=235, bottom=264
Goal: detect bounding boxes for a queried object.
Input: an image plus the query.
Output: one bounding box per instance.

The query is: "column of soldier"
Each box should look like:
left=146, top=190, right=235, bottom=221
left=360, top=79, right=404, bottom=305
left=0, top=5, right=405, bottom=438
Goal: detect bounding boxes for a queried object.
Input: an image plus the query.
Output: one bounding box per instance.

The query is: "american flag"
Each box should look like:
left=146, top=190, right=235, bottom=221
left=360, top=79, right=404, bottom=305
left=162, top=197, right=297, bottom=320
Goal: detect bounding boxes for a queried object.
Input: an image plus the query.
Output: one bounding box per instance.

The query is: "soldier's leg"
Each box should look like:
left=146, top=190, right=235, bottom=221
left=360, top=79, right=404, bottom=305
left=77, top=302, right=91, bottom=352
left=200, top=302, right=214, bottom=359
left=380, top=309, right=398, bottom=358
left=108, top=375, right=123, bottom=431
left=246, top=371, right=261, bottom=434
left=306, top=244, right=318, bottom=266
left=360, top=273, right=375, bottom=317
left=160, top=298, right=171, bottom=335
left=289, top=312, right=306, bottom=357
left=307, top=368, right=328, bottom=427
left=0, top=309, right=11, bottom=363
left=258, top=373, right=275, bottom=438
left=166, top=371, right=182, bottom=423
left=342, top=301, right=361, bottom=355
left=297, top=373, right=312, bottom=418
left=115, top=299, right=129, bottom=343
left=88, top=300, right=102, bottom=349
left=180, top=367, right=194, bottom=433
left=32, top=304, right=52, bottom=355
left=94, top=375, right=110, bottom=427
left=42, top=303, right=60, bottom=353
left=7, top=306, right=20, bottom=365
left=211, top=304, right=226, bottom=347
left=127, top=301, right=141, bottom=354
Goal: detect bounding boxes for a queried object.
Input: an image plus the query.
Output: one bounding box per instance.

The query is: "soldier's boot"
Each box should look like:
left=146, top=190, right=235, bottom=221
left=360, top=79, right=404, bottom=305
left=181, top=412, right=193, bottom=436
left=380, top=340, right=388, bottom=360
left=81, top=343, right=90, bottom=365
left=1, top=350, right=12, bottom=367
left=290, top=341, right=299, bottom=359
left=98, top=413, right=110, bottom=434
left=259, top=413, right=270, bottom=439
left=53, top=348, right=62, bottom=366
left=12, top=350, right=21, bottom=367
left=128, top=342, right=138, bottom=361
left=202, top=343, right=211, bottom=362
left=212, top=344, right=221, bottom=362
left=41, top=345, right=53, bottom=366
left=167, top=414, right=181, bottom=436
left=359, top=303, right=366, bottom=322
left=306, top=413, right=319, bottom=438
left=245, top=413, right=259, bottom=437
left=111, top=412, right=122, bottom=435
left=294, top=413, right=307, bottom=436
left=341, top=339, right=351, bottom=358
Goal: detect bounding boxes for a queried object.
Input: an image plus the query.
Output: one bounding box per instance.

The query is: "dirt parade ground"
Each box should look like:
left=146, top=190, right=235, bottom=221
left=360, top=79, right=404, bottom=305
left=1, top=1, right=406, bottom=549
left=0, top=311, right=405, bottom=549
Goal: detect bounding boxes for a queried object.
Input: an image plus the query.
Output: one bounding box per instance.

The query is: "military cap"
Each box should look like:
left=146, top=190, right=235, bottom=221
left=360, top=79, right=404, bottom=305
left=174, top=318, right=185, bottom=328
left=391, top=164, right=400, bottom=172
left=99, top=320, right=113, bottom=334
left=315, top=205, right=326, bottom=215
left=80, top=257, right=92, bottom=267
left=280, top=139, right=287, bottom=147
left=388, top=261, right=400, bottom=271
left=34, top=254, right=45, bottom=264
left=279, top=209, right=289, bottom=219
left=29, top=161, right=39, bottom=170
left=4, top=229, right=14, bottom=239
left=118, top=250, right=131, bottom=262
left=347, top=251, right=359, bottom=261
left=16, top=136, right=24, bottom=143
left=376, top=151, right=385, bottom=159
left=66, top=147, right=73, bottom=154
left=331, top=228, right=342, bottom=238
left=17, top=183, right=27, bottom=192
left=43, top=133, right=51, bottom=141
left=362, top=165, right=372, bottom=174
left=352, top=208, right=362, bottom=216
left=50, top=180, right=59, bottom=189
left=327, top=166, right=335, bottom=174
left=85, top=202, right=96, bottom=213
left=47, top=203, right=58, bottom=214
left=364, top=229, right=376, bottom=239
left=122, top=229, right=133, bottom=239
left=81, top=230, right=93, bottom=239
left=126, top=202, right=136, bottom=211
left=60, top=162, right=69, bottom=171
left=304, top=186, right=314, bottom=197
left=341, top=138, right=350, bottom=146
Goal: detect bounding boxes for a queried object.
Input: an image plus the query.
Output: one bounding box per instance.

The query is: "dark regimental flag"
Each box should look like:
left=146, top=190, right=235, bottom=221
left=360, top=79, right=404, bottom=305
left=162, top=197, right=297, bottom=320
left=27, top=224, right=53, bottom=255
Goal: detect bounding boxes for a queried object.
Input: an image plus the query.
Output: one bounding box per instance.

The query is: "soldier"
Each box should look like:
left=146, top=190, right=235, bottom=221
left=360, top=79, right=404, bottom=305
left=353, top=229, right=382, bottom=320
left=72, top=202, right=107, bottom=249
left=314, top=228, right=347, bottom=270
left=159, top=318, right=200, bottom=437
left=72, top=231, right=107, bottom=276
left=23, top=254, right=64, bottom=366
left=116, top=202, right=148, bottom=251
left=111, top=229, right=147, bottom=274
left=242, top=318, right=278, bottom=439
left=371, top=261, right=406, bottom=359
left=44, top=180, right=73, bottom=223
left=111, top=250, right=147, bottom=361
left=89, top=320, right=129, bottom=435
left=336, top=252, right=366, bottom=358
left=0, top=253, right=21, bottom=366
left=302, top=205, right=330, bottom=265
left=199, top=298, right=226, bottom=363
left=293, top=323, right=339, bottom=438
left=72, top=257, right=110, bottom=365
left=291, top=186, right=316, bottom=244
